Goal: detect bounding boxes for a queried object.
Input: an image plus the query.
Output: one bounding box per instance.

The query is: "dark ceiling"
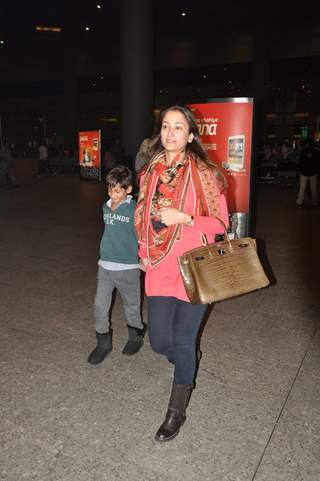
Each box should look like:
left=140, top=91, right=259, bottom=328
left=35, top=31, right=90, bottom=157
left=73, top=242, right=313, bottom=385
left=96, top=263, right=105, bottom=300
left=0, top=0, right=319, bottom=88
left=1, top=0, right=318, bottom=37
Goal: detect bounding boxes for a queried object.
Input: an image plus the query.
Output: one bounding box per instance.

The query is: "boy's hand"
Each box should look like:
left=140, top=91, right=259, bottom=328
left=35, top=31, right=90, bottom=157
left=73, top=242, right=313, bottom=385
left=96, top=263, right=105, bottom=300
left=139, top=258, right=148, bottom=272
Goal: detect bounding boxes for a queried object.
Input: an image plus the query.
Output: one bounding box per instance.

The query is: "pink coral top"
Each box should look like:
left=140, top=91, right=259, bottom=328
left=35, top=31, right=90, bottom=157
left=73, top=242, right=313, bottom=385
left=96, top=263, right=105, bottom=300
left=138, top=171, right=229, bottom=302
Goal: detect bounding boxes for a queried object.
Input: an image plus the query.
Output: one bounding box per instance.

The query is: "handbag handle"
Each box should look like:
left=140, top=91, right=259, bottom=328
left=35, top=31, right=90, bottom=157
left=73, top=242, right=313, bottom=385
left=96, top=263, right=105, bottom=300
left=200, top=217, right=233, bottom=251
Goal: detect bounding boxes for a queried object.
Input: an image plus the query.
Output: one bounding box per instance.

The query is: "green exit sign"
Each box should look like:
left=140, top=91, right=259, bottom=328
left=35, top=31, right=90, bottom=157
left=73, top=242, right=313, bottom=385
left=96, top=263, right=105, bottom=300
left=301, top=126, right=309, bottom=138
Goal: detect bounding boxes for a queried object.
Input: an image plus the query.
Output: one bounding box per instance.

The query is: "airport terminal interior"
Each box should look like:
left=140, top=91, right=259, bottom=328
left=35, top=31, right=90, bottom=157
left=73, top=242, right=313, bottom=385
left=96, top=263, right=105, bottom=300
left=1, top=159, right=319, bottom=481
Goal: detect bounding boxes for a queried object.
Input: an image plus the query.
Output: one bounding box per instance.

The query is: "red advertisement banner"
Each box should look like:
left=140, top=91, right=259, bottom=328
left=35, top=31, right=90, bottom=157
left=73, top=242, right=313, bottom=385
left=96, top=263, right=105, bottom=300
left=79, top=130, right=101, bottom=180
left=189, top=99, right=253, bottom=236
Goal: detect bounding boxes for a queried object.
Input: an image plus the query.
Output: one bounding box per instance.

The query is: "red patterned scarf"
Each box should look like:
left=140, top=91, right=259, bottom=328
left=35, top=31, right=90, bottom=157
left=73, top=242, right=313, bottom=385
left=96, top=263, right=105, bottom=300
left=135, top=151, right=222, bottom=266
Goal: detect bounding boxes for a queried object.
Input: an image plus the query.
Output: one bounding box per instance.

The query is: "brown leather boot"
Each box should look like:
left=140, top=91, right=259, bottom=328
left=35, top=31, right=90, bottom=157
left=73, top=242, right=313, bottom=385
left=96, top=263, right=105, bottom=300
left=155, top=382, right=193, bottom=442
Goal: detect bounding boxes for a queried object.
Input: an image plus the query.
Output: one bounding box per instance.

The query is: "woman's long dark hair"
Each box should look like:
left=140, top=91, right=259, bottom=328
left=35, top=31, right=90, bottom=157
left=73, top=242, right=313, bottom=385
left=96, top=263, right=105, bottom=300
left=147, top=103, right=226, bottom=190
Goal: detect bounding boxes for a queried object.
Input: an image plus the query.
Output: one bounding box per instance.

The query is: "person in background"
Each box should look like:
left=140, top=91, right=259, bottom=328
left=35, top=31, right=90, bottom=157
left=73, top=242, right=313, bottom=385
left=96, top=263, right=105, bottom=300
left=110, top=138, right=124, bottom=166
left=87, top=165, right=145, bottom=364
left=0, top=141, right=19, bottom=188
left=103, top=144, right=117, bottom=173
left=135, top=137, right=153, bottom=172
left=135, top=104, right=229, bottom=442
left=37, top=142, right=52, bottom=176
left=297, top=138, right=319, bottom=207
left=280, top=140, right=292, bottom=161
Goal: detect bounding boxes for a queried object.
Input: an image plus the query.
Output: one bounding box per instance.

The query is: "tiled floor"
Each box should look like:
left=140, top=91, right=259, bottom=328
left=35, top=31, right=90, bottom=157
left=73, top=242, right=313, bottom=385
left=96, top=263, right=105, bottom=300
left=1, top=159, right=319, bottom=481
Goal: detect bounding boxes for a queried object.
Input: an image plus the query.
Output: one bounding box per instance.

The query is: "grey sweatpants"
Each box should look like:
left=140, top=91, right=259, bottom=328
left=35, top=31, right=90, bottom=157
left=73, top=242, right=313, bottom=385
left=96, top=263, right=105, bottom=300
left=94, top=266, right=143, bottom=334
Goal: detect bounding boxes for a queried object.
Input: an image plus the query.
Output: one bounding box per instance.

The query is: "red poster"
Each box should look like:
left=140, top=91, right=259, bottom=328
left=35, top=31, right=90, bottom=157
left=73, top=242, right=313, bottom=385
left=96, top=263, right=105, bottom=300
left=189, top=99, right=253, bottom=237
left=79, top=130, right=101, bottom=180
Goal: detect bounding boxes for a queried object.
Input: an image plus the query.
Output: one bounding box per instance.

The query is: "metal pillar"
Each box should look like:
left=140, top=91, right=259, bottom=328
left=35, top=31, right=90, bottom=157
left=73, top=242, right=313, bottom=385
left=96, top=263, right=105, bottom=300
left=120, top=0, right=153, bottom=161
left=63, top=2, right=79, bottom=150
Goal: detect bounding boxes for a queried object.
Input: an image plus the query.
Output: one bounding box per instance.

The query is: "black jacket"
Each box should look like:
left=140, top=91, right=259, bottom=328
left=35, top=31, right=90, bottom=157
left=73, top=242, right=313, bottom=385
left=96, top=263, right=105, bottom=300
left=299, top=146, right=320, bottom=176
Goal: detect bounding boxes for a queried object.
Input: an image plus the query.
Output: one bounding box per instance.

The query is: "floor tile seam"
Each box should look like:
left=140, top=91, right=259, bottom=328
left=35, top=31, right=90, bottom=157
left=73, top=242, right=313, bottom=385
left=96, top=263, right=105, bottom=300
left=249, top=322, right=319, bottom=481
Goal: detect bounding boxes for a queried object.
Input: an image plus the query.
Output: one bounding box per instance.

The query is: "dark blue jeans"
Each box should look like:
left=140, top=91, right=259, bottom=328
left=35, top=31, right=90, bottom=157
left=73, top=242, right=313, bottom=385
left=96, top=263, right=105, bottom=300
left=147, top=296, right=208, bottom=384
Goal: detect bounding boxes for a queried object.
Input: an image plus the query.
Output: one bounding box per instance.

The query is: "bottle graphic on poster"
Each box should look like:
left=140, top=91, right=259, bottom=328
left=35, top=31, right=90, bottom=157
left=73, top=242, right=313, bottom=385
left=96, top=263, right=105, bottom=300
left=224, top=135, right=245, bottom=172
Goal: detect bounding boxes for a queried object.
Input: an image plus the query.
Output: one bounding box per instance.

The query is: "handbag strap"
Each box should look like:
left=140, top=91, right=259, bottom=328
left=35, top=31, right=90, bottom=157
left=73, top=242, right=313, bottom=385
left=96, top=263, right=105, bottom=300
left=200, top=217, right=233, bottom=250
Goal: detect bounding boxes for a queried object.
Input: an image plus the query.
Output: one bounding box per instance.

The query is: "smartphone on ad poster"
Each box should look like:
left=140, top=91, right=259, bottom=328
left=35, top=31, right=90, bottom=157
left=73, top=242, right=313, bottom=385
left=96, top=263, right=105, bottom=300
left=227, top=135, right=245, bottom=172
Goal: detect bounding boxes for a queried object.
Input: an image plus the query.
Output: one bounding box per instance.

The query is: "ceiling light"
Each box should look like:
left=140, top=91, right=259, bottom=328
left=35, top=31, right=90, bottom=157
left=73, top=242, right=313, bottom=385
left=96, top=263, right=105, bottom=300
left=36, top=25, right=62, bottom=33
left=100, top=118, right=118, bottom=123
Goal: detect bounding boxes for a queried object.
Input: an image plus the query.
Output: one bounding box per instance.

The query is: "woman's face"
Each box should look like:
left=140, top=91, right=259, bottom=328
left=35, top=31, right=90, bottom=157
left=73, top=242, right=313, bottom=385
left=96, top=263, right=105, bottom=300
left=160, top=110, right=194, bottom=157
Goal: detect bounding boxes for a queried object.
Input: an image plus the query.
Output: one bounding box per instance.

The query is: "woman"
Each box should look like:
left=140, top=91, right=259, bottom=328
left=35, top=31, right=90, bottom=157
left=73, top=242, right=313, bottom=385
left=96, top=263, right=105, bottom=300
left=135, top=104, right=229, bottom=442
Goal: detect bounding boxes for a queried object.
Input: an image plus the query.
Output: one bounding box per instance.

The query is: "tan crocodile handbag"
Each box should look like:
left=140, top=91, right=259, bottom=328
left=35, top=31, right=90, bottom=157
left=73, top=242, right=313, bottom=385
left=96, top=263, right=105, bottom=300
left=178, top=219, right=270, bottom=304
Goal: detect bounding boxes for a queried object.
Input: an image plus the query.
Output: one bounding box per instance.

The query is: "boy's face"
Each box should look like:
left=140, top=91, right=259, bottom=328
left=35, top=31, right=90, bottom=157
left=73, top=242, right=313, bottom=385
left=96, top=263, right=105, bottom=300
left=108, top=183, right=132, bottom=208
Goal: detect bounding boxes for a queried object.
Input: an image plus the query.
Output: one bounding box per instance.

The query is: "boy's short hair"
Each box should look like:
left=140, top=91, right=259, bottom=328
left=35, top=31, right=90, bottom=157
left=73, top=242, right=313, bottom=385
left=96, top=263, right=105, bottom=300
left=106, top=165, right=133, bottom=189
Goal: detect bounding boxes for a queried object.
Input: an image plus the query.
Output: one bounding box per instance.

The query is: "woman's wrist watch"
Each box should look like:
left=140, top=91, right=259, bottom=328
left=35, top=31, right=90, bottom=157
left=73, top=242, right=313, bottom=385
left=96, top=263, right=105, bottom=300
left=186, top=215, right=194, bottom=227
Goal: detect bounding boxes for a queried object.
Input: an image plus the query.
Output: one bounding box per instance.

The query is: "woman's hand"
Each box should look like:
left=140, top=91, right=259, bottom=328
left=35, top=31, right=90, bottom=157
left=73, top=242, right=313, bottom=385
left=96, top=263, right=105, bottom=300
left=158, top=207, right=191, bottom=226
left=139, top=258, right=148, bottom=272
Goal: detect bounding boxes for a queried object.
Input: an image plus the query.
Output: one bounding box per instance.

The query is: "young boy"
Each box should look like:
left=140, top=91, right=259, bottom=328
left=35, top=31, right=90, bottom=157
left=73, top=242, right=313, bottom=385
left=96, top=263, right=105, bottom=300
left=88, top=165, right=144, bottom=364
